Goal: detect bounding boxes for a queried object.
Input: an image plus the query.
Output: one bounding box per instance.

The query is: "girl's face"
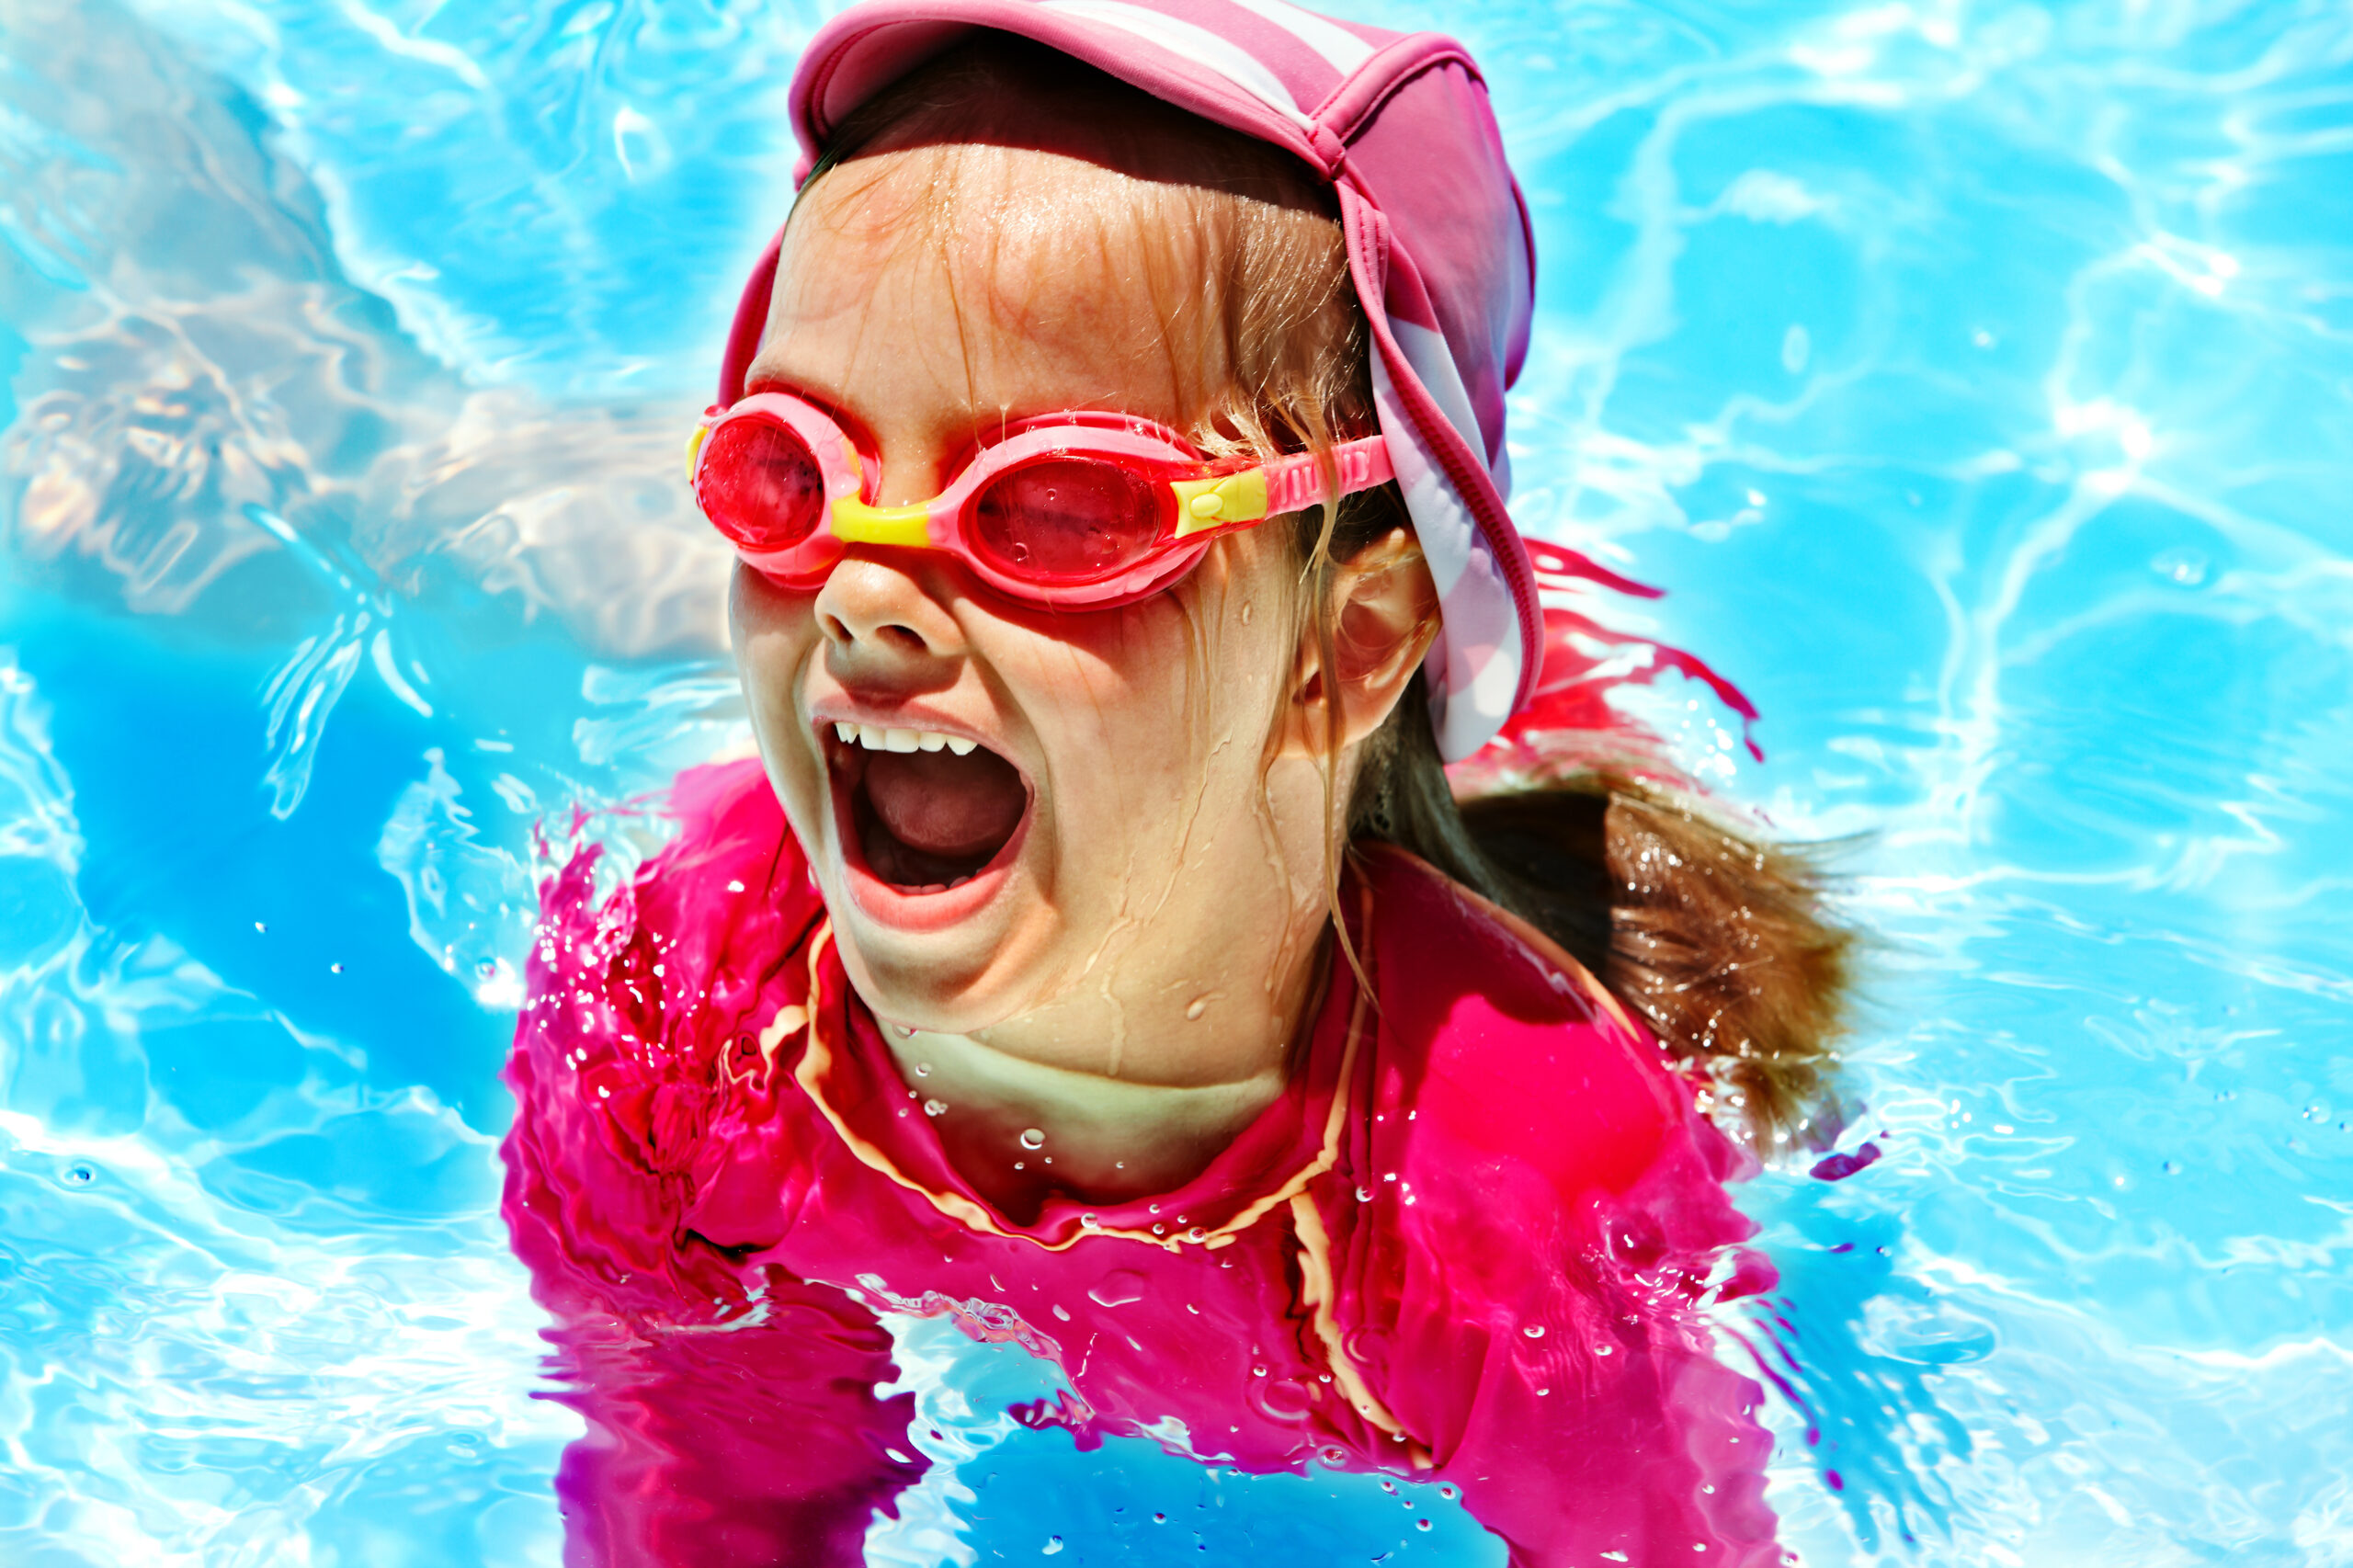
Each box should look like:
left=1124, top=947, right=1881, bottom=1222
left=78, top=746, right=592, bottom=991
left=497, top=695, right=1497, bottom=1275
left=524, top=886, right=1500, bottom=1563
left=730, top=141, right=1335, bottom=1084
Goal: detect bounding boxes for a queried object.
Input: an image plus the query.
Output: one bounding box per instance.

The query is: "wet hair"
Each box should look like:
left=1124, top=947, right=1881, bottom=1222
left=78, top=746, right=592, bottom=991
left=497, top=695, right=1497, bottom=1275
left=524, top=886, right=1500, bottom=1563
left=796, top=37, right=1853, bottom=1151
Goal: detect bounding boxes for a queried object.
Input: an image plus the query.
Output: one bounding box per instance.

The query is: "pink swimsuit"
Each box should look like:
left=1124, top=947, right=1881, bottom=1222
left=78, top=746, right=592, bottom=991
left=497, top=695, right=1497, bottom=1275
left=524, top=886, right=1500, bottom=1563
left=502, top=761, right=1782, bottom=1565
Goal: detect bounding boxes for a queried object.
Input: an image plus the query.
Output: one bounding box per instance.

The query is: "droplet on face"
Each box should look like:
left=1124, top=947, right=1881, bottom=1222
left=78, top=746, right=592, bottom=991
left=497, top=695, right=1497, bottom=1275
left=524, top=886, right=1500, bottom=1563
left=1185, top=995, right=1211, bottom=1021
left=923, top=1098, right=949, bottom=1117
left=1018, top=1128, right=1046, bottom=1151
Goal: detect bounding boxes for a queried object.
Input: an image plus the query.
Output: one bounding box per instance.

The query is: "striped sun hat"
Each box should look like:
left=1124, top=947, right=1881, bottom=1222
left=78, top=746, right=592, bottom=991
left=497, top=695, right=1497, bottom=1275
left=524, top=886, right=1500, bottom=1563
left=714, top=0, right=1549, bottom=762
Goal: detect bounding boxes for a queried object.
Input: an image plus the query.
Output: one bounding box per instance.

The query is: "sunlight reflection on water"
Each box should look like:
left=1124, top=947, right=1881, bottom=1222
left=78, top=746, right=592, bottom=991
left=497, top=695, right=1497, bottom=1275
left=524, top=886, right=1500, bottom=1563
left=3, top=0, right=2350, bottom=1562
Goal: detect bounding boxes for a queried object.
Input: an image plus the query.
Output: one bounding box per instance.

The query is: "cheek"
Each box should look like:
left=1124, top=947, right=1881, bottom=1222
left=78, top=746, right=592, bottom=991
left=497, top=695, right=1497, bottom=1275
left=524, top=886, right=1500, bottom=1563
left=1011, top=551, right=1292, bottom=829
left=730, top=567, right=818, bottom=697
left=729, top=568, right=826, bottom=791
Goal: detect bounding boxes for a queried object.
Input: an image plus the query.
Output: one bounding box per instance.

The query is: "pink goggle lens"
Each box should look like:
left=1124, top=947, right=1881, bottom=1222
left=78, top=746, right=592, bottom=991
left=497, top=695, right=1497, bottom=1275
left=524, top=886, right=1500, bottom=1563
left=971, top=458, right=1167, bottom=582
left=697, top=417, right=826, bottom=553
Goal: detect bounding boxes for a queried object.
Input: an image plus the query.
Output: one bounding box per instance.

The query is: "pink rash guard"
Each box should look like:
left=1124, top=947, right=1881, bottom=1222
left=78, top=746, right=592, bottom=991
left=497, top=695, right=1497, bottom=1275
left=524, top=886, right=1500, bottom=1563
left=501, top=760, right=1783, bottom=1566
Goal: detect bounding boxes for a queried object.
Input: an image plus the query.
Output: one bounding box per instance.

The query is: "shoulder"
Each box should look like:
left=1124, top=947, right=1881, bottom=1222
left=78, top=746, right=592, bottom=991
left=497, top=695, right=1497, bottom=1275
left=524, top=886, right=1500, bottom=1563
left=1355, top=846, right=1713, bottom=1202
left=531, top=756, right=821, bottom=1007
left=508, top=757, right=823, bottom=1192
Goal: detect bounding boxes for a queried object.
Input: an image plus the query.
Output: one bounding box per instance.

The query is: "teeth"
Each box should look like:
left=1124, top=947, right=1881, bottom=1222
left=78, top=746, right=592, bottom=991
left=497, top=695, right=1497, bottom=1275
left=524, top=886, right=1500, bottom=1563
left=839, top=723, right=980, bottom=756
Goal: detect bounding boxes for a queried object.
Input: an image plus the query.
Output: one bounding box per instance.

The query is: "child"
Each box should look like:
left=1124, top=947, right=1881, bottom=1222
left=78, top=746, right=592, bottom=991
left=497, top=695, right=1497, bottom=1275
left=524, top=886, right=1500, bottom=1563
left=501, top=6, right=1851, bottom=1564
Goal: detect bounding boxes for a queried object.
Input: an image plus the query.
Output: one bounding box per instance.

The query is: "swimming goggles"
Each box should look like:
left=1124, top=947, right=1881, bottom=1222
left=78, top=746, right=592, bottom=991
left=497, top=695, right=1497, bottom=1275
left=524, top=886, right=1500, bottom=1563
left=688, top=391, right=1395, bottom=609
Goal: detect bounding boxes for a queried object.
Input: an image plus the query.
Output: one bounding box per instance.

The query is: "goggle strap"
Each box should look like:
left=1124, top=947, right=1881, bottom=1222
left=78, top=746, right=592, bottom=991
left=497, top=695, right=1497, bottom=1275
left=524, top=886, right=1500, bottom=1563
left=1259, top=435, right=1396, bottom=517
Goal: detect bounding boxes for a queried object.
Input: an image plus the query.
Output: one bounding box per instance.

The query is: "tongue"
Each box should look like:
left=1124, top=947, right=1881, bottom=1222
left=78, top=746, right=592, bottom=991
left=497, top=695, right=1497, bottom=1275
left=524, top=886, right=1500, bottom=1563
left=864, top=747, right=1026, bottom=862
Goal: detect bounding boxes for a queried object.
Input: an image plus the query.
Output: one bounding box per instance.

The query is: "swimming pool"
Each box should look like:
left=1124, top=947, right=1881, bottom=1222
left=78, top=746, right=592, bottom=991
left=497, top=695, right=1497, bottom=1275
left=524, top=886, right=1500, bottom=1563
left=4, top=0, right=2349, bottom=1561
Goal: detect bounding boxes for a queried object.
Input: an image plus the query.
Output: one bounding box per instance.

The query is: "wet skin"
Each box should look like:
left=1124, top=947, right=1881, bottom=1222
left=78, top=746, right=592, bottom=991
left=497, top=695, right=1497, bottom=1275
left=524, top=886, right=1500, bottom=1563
left=729, top=134, right=1430, bottom=1216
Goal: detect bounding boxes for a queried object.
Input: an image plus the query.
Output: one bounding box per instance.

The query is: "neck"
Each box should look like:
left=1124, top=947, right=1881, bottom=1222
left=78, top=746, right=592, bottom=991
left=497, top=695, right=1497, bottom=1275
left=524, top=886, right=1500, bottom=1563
left=881, top=927, right=1332, bottom=1217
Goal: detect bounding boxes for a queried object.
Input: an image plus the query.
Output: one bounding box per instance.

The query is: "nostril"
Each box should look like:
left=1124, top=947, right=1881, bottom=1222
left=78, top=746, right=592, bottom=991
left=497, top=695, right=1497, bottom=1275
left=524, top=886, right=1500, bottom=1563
left=819, top=612, right=929, bottom=654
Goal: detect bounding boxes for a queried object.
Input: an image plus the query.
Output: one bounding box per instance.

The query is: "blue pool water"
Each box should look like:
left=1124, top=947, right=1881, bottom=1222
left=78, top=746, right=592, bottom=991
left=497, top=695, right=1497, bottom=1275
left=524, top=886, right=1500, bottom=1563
left=4, top=0, right=2350, bottom=1562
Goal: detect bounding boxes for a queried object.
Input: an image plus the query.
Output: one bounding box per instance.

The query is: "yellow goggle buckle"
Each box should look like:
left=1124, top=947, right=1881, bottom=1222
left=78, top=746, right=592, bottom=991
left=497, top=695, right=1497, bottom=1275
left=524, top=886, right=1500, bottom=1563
left=1168, top=469, right=1269, bottom=537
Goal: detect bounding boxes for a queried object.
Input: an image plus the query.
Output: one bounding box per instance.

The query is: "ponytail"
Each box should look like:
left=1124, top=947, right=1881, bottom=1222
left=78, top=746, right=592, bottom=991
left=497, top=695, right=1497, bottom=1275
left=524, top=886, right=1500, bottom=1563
left=1344, top=671, right=1854, bottom=1151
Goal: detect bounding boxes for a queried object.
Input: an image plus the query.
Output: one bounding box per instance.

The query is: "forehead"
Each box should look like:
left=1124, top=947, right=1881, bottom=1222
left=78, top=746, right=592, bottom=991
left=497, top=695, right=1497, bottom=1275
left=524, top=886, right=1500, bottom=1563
left=753, top=142, right=1228, bottom=429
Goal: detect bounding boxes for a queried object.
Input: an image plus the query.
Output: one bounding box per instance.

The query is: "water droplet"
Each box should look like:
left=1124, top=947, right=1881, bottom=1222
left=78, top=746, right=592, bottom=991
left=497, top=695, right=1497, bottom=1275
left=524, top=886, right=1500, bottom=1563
left=477, top=959, right=499, bottom=978
left=1186, top=1227, right=1205, bottom=1243
left=1438, top=1483, right=1459, bottom=1501
left=1153, top=1512, right=1167, bottom=1524
left=1013, top=1162, right=1025, bottom=1170
left=1185, top=994, right=1211, bottom=1020
left=1356, top=1186, right=1373, bottom=1202
left=1080, top=1212, right=1100, bottom=1229
left=913, top=1062, right=930, bottom=1077
left=63, top=1165, right=95, bottom=1187
left=329, top=962, right=345, bottom=974
left=253, top=921, right=267, bottom=934
left=1152, top=1223, right=1167, bottom=1236
left=1416, top=1519, right=1433, bottom=1532
left=1043, top=1537, right=1064, bottom=1556
left=1251, top=1365, right=1267, bottom=1378
left=1523, top=1324, right=1545, bottom=1339
left=1089, top=1269, right=1147, bottom=1306
left=923, top=1098, right=949, bottom=1118
left=1149, top=1203, right=1161, bottom=1214
left=1018, top=1128, right=1046, bottom=1151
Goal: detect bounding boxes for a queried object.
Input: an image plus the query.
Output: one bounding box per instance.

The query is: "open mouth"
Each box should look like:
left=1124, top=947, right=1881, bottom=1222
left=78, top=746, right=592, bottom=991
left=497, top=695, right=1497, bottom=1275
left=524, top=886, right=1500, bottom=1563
left=824, top=721, right=1030, bottom=900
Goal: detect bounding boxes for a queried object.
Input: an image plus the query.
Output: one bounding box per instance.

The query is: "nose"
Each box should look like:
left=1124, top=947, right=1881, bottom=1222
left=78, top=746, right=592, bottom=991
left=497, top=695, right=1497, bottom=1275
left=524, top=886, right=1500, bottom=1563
left=813, top=550, right=965, bottom=665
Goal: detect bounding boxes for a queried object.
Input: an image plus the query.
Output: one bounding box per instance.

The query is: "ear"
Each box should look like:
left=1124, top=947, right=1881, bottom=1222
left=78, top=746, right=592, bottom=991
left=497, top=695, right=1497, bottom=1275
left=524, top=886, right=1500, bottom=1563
left=1284, top=527, right=1439, bottom=755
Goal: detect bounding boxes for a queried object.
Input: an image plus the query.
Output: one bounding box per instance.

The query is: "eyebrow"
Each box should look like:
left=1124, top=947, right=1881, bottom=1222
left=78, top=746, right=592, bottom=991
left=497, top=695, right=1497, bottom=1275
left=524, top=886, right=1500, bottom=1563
left=737, top=368, right=1166, bottom=451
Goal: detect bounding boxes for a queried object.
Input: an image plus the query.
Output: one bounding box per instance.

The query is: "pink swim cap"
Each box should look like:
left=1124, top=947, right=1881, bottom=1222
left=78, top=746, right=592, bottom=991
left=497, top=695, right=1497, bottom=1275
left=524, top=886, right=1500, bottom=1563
left=717, top=0, right=1543, bottom=761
